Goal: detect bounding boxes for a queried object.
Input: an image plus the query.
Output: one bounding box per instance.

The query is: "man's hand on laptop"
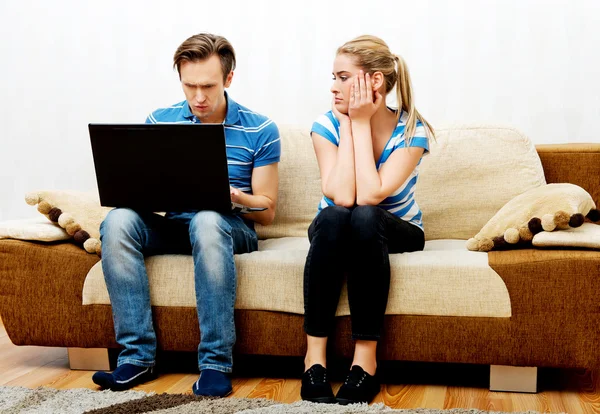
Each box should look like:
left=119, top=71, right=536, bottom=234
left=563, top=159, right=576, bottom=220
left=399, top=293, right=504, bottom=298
left=230, top=186, right=242, bottom=204
left=229, top=163, right=278, bottom=226
left=229, top=186, right=267, bottom=215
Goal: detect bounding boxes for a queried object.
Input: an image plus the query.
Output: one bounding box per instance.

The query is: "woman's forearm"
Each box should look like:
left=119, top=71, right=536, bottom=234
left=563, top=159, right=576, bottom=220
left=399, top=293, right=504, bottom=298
left=322, top=122, right=356, bottom=207
left=351, top=121, right=384, bottom=205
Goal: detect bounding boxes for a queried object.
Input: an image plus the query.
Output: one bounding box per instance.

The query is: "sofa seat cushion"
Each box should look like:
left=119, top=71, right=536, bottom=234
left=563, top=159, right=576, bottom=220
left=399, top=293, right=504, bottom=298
left=82, top=239, right=511, bottom=318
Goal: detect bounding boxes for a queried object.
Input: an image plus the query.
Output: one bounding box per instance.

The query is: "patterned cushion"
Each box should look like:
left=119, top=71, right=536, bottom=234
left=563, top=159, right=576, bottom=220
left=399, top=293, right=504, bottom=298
left=25, top=190, right=111, bottom=255
left=466, top=183, right=597, bottom=251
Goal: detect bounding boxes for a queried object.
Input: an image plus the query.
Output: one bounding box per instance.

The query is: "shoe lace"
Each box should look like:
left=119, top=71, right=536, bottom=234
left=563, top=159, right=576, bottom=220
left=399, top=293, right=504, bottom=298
left=344, top=367, right=366, bottom=387
left=307, top=366, right=327, bottom=385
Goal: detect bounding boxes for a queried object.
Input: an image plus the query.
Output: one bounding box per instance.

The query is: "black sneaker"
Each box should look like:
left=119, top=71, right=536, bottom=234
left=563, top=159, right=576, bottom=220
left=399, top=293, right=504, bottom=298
left=300, top=364, right=335, bottom=404
left=335, top=365, right=380, bottom=405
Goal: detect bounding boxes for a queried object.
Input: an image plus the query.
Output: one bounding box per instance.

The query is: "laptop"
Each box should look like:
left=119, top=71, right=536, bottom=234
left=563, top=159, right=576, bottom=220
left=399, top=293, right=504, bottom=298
left=88, top=123, right=266, bottom=214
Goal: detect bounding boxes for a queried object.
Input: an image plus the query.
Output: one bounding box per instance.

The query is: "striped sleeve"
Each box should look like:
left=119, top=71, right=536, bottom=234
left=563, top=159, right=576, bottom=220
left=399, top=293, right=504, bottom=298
left=254, top=121, right=281, bottom=167
left=397, top=121, right=429, bottom=154
left=408, top=122, right=429, bottom=152
left=310, top=112, right=339, bottom=146
left=145, top=112, right=157, bottom=124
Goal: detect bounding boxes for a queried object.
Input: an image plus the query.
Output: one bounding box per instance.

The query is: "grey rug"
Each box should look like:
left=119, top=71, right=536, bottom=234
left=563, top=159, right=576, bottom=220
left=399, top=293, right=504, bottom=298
left=0, top=386, right=554, bottom=414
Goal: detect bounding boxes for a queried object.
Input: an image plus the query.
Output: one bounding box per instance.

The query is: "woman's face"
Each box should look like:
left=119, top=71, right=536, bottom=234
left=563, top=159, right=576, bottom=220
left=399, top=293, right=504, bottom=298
left=330, top=53, right=360, bottom=114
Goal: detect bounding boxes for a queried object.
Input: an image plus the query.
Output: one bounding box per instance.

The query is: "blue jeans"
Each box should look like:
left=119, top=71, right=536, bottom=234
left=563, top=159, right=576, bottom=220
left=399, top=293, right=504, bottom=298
left=99, top=208, right=258, bottom=373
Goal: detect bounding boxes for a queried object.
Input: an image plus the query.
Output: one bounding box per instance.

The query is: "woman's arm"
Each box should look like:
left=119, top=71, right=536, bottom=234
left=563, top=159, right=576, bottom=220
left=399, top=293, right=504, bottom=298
left=312, top=102, right=356, bottom=207
left=353, top=128, right=424, bottom=205
left=350, top=71, right=425, bottom=205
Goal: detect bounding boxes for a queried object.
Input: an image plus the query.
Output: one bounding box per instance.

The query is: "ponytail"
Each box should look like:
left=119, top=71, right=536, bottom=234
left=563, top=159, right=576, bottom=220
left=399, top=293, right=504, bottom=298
left=337, top=35, right=434, bottom=144
left=394, top=54, right=435, bottom=144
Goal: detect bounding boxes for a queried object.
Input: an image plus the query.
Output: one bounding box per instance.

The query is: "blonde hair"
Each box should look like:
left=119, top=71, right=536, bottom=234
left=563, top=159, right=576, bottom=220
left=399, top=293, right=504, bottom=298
left=337, top=35, right=434, bottom=142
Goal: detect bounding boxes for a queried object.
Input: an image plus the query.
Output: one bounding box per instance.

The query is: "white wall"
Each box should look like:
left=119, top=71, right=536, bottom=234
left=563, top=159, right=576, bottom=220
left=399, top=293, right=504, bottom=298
left=1, top=0, right=599, bottom=221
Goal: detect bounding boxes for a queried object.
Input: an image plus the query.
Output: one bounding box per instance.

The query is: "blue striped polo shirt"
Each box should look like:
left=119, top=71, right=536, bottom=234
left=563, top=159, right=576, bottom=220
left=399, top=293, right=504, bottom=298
left=145, top=92, right=281, bottom=194
left=311, top=110, right=429, bottom=231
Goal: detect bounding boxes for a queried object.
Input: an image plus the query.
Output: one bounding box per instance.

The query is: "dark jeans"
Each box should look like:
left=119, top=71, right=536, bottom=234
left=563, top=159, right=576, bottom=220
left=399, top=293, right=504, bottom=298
left=303, top=205, right=425, bottom=341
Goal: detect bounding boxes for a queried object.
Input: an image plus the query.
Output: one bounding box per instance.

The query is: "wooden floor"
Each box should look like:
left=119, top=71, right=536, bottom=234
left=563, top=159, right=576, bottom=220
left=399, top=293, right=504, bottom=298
left=2, top=318, right=599, bottom=413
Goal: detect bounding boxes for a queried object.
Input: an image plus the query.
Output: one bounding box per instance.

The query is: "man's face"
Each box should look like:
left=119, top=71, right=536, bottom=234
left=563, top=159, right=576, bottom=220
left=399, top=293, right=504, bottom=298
left=180, top=55, right=233, bottom=123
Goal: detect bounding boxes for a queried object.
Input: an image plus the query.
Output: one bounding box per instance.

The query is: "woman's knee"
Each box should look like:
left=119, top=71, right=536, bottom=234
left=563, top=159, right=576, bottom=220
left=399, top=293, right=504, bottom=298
left=312, top=206, right=352, bottom=241
left=350, top=205, right=385, bottom=241
left=316, top=206, right=351, bottom=228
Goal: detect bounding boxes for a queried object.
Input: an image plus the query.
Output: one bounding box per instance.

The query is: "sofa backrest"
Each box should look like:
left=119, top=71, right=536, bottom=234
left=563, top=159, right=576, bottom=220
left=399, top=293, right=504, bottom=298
left=255, top=126, right=322, bottom=239
left=416, top=125, right=546, bottom=240
left=255, top=124, right=546, bottom=241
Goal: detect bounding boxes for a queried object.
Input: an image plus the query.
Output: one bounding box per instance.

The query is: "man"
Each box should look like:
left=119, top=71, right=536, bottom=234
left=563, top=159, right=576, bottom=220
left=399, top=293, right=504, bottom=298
left=92, top=33, right=280, bottom=397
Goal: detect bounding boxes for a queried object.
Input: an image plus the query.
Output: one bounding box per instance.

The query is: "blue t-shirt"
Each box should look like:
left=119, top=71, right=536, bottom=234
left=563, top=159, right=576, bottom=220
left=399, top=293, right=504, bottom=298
left=146, top=92, right=280, bottom=218
left=311, top=110, right=429, bottom=231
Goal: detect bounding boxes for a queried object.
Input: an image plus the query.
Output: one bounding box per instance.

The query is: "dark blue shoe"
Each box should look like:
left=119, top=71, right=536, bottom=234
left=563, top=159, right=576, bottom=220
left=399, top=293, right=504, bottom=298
left=92, top=363, right=156, bottom=391
left=192, top=369, right=233, bottom=397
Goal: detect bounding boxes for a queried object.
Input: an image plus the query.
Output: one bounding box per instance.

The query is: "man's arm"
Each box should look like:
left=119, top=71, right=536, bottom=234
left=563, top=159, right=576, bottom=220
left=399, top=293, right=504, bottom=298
left=230, top=163, right=279, bottom=226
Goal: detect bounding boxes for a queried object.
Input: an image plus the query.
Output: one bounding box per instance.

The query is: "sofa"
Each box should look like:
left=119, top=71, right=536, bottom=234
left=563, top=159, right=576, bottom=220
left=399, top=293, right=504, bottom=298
left=1, top=125, right=599, bottom=392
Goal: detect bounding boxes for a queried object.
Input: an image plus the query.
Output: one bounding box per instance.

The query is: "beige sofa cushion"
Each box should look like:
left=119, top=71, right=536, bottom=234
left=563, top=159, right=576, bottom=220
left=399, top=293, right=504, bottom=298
left=467, top=183, right=597, bottom=251
left=0, top=217, right=70, bottom=242
left=83, top=239, right=511, bottom=318
left=21, top=125, right=545, bottom=245
left=254, top=125, right=322, bottom=239
left=532, top=222, right=600, bottom=249
left=411, top=125, right=546, bottom=240
left=20, top=125, right=322, bottom=247
left=24, top=190, right=112, bottom=254
left=256, top=124, right=546, bottom=242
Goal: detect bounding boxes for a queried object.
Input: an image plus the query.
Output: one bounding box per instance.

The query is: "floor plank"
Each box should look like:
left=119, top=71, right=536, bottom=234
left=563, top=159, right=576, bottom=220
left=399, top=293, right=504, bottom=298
left=231, top=377, right=264, bottom=399
left=1, top=319, right=599, bottom=411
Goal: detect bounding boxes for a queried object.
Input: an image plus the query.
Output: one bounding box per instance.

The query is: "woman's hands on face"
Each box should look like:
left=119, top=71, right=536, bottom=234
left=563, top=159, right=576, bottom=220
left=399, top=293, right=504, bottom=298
left=348, top=70, right=383, bottom=123
left=331, top=94, right=350, bottom=126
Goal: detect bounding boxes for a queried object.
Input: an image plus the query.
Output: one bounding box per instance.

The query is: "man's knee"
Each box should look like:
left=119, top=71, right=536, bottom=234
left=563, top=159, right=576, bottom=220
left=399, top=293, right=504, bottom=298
left=101, top=208, right=143, bottom=240
left=189, top=212, right=235, bottom=287
left=189, top=211, right=232, bottom=248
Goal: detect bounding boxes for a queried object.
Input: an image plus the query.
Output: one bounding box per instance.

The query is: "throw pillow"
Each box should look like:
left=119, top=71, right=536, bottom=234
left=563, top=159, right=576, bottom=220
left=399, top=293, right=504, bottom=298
left=25, top=190, right=112, bottom=255
left=0, top=216, right=70, bottom=242
left=532, top=222, right=600, bottom=249
left=466, top=183, right=599, bottom=252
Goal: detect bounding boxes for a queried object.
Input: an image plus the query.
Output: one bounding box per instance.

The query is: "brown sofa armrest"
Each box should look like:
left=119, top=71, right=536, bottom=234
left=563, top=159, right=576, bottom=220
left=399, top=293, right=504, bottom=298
left=489, top=248, right=600, bottom=315
left=0, top=239, right=116, bottom=347
left=536, top=143, right=600, bottom=207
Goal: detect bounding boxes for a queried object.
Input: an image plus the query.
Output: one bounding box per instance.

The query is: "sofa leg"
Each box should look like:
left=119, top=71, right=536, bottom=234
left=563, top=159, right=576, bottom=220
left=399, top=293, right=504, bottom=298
left=489, top=365, right=537, bottom=393
left=67, top=348, right=110, bottom=371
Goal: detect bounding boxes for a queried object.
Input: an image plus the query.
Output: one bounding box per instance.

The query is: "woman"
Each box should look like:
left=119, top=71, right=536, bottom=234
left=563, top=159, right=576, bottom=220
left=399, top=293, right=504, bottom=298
left=302, top=35, right=434, bottom=405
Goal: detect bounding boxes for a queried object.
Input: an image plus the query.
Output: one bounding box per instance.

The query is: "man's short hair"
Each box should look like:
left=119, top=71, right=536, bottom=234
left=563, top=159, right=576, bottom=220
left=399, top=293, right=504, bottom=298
left=173, top=33, right=236, bottom=82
